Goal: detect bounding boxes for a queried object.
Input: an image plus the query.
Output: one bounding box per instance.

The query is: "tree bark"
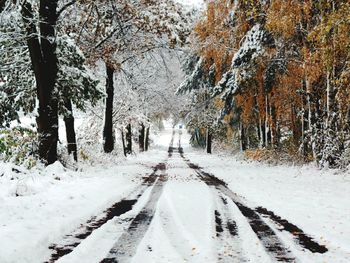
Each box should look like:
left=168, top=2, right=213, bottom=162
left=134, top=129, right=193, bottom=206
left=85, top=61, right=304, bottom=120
left=265, top=94, right=270, bottom=147
left=125, top=124, right=132, bottom=155
left=121, top=130, right=127, bottom=157
left=22, top=1, right=59, bottom=165
left=300, top=80, right=307, bottom=158
left=145, top=126, right=150, bottom=151
left=270, top=104, right=278, bottom=148
left=139, top=123, right=145, bottom=152
left=291, top=105, right=297, bottom=146
left=240, top=123, right=247, bottom=151
left=0, top=0, right=6, bottom=13
left=63, top=99, right=77, bottom=161
left=206, top=127, right=212, bottom=154
left=103, top=63, right=115, bottom=153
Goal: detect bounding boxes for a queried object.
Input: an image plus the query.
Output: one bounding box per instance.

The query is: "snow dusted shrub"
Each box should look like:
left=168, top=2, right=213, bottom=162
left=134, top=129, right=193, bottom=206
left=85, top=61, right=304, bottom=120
left=0, top=127, right=38, bottom=168
left=245, top=149, right=274, bottom=162
left=244, top=142, right=304, bottom=165
left=338, top=138, right=350, bottom=169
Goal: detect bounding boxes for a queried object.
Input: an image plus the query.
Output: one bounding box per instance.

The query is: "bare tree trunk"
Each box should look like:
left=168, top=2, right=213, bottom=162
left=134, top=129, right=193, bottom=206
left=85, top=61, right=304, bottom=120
left=0, top=0, right=6, bottom=13
left=206, top=127, right=212, bottom=154
left=258, top=116, right=263, bottom=148
left=63, top=99, right=78, bottom=161
left=139, top=123, right=145, bottom=152
left=63, top=99, right=77, bottom=161
left=270, top=103, right=278, bottom=148
left=121, top=130, right=127, bottom=157
left=145, top=126, right=150, bottom=151
left=22, top=1, right=59, bottom=165
left=307, top=90, right=316, bottom=160
left=240, top=122, right=247, bottom=151
left=291, top=105, right=297, bottom=145
left=103, top=63, right=115, bottom=153
left=265, top=94, right=269, bottom=147
left=125, top=124, right=132, bottom=155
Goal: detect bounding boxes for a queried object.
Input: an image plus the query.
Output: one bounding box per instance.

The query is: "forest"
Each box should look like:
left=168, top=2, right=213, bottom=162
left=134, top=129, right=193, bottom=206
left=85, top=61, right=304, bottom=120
left=180, top=0, right=350, bottom=168
left=1, top=1, right=349, bottom=169
left=0, top=0, right=192, bottom=167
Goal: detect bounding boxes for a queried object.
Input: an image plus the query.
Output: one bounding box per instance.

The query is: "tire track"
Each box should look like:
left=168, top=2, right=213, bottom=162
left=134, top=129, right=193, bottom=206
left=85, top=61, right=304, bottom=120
left=177, top=132, right=327, bottom=256
left=184, top=157, right=295, bottom=262
left=100, top=171, right=168, bottom=263
left=180, top=150, right=328, bottom=262
left=255, top=207, right=328, bottom=253
left=213, top=191, right=246, bottom=262
left=99, top=133, right=178, bottom=262
left=45, top=162, right=166, bottom=263
left=46, top=132, right=177, bottom=262
left=177, top=136, right=295, bottom=261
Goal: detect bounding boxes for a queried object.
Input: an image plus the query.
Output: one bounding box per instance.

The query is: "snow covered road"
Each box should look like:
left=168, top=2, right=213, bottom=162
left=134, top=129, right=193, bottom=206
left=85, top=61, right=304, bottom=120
left=1, top=127, right=349, bottom=263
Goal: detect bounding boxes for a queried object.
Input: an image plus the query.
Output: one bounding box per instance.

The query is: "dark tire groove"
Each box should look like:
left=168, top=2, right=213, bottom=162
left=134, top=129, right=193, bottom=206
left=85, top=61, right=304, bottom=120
left=179, top=150, right=295, bottom=262
left=212, top=186, right=245, bottom=262
left=176, top=130, right=328, bottom=257
left=100, top=175, right=168, bottom=263
left=181, top=152, right=328, bottom=261
left=215, top=210, right=224, bottom=236
left=99, top=133, right=175, bottom=263
left=220, top=197, right=238, bottom=237
left=256, top=207, right=328, bottom=254
left=227, top=220, right=238, bottom=236
left=45, top=161, right=167, bottom=263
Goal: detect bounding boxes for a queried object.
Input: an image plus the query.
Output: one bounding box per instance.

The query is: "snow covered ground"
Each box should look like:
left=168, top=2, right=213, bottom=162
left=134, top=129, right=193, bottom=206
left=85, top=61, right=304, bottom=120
left=188, top=147, right=350, bottom=262
left=0, top=123, right=349, bottom=263
left=0, top=151, right=165, bottom=263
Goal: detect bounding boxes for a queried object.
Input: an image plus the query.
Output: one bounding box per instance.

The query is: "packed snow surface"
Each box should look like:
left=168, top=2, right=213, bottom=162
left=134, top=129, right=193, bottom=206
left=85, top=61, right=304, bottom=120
left=0, top=122, right=349, bottom=263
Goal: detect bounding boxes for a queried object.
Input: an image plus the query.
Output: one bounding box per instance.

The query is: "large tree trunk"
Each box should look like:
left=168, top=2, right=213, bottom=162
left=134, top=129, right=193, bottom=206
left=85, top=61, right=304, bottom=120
left=22, top=1, right=59, bottom=165
left=139, top=123, right=145, bottom=152
left=206, top=127, right=212, bottom=154
left=103, top=63, right=115, bottom=153
left=0, top=0, right=6, bottom=13
left=63, top=99, right=77, bottom=161
left=125, top=124, right=132, bottom=155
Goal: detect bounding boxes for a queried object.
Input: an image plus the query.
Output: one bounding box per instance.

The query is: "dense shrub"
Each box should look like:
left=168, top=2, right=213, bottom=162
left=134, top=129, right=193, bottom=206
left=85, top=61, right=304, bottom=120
left=0, top=127, right=38, bottom=168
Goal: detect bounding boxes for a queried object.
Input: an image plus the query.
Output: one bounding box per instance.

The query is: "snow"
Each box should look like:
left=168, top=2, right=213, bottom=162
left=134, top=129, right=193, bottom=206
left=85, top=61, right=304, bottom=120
left=131, top=180, right=216, bottom=263
left=188, top=151, right=350, bottom=262
left=232, top=24, right=265, bottom=67
left=175, top=0, right=204, bottom=9
left=0, top=151, right=165, bottom=263
left=0, top=122, right=349, bottom=262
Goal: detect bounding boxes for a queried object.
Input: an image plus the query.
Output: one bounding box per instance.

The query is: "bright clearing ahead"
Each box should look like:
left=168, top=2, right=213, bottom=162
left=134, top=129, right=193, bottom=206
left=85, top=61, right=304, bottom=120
left=176, top=0, right=204, bottom=7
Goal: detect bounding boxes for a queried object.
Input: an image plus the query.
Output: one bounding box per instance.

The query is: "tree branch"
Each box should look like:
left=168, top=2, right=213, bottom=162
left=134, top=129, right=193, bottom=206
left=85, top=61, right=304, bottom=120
left=57, top=0, right=76, bottom=18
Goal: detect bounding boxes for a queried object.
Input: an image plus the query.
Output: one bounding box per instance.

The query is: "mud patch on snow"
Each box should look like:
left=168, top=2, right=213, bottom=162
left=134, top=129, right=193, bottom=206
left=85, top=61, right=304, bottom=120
left=256, top=206, right=328, bottom=254
left=46, top=199, right=137, bottom=262
left=227, top=220, right=238, bottom=237
left=101, top=176, right=168, bottom=263
left=234, top=202, right=295, bottom=262
left=215, top=210, right=224, bottom=236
